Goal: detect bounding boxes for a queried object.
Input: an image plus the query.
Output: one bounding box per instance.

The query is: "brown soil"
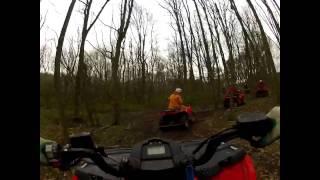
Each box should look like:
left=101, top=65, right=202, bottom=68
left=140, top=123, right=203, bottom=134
left=41, top=97, right=279, bottom=179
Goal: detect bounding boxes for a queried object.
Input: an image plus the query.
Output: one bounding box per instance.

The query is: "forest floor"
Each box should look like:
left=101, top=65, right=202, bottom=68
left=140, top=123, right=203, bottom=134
left=40, top=96, right=279, bottom=180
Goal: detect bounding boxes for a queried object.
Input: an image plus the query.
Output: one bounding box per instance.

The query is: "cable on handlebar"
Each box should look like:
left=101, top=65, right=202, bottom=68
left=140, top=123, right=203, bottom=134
left=192, top=127, right=235, bottom=155
left=60, top=148, right=124, bottom=177
left=85, top=151, right=123, bottom=177
left=193, top=128, right=239, bottom=166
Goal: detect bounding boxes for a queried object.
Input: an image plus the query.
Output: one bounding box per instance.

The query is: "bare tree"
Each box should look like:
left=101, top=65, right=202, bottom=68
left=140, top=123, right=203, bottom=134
left=40, top=44, right=47, bottom=71
left=261, top=0, right=280, bottom=45
left=180, top=16, right=194, bottom=82
left=228, top=0, right=256, bottom=84
left=109, top=0, right=134, bottom=125
left=245, top=0, right=279, bottom=102
left=193, top=18, right=205, bottom=82
left=74, top=0, right=111, bottom=118
left=252, top=2, right=279, bottom=48
left=131, top=4, right=153, bottom=103
left=40, top=0, right=47, bottom=31
left=271, top=0, right=280, bottom=14
left=198, top=0, right=221, bottom=104
left=40, top=0, right=280, bottom=130
left=180, top=0, right=194, bottom=81
left=207, top=2, right=229, bottom=84
left=61, top=38, right=80, bottom=78
left=60, top=38, right=79, bottom=111
left=193, top=0, right=215, bottom=85
left=160, top=0, right=188, bottom=83
left=53, top=0, right=76, bottom=143
left=40, top=11, right=47, bottom=31
left=214, top=2, right=237, bottom=83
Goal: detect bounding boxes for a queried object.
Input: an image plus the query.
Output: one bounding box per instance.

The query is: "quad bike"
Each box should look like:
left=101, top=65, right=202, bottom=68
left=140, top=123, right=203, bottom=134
left=44, top=112, right=275, bottom=180
left=255, top=87, right=269, bottom=97
left=159, top=106, right=195, bottom=130
left=243, top=85, right=250, bottom=94
left=255, top=82, right=269, bottom=97
left=224, top=91, right=245, bottom=109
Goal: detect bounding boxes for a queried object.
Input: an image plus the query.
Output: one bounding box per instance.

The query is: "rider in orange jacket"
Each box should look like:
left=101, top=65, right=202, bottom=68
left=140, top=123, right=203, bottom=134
left=168, top=88, right=185, bottom=111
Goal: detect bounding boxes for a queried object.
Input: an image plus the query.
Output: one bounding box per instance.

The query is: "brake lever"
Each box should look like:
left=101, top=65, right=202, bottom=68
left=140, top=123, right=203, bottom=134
left=96, top=146, right=107, bottom=157
left=193, top=128, right=239, bottom=166
left=58, top=148, right=94, bottom=170
left=192, top=127, right=235, bottom=155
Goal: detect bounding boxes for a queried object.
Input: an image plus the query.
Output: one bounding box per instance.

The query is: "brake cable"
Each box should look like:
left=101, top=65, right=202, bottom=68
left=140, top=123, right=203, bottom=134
left=192, top=128, right=239, bottom=166
left=192, top=127, right=235, bottom=155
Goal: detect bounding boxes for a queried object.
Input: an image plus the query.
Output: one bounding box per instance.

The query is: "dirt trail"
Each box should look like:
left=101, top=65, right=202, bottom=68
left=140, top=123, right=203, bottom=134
left=41, top=97, right=279, bottom=179
left=130, top=97, right=279, bottom=179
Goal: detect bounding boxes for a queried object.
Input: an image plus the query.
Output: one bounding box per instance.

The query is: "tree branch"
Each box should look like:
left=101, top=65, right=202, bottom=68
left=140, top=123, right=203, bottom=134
left=40, top=10, right=48, bottom=30
left=87, top=0, right=111, bottom=33
left=98, top=18, right=118, bottom=32
left=78, top=0, right=87, bottom=6
left=87, top=40, right=112, bottom=58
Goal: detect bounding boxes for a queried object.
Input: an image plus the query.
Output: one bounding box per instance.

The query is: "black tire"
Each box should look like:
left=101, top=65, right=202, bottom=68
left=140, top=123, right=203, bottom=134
left=181, top=114, right=190, bottom=129
left=184, top=120, right=190, bottom=129
left=256, top=92, right=260, bottom=98
left=159, top=127, right=167, bottom=131
left=159, top=116, right=166, bottom=131
left=234, top=100, right=239, bottom=107
left=231, top=97, right=237, bottom=108
left=224, top=99, right=230, bottom=109
left=190, top=113, right=196, bottom=122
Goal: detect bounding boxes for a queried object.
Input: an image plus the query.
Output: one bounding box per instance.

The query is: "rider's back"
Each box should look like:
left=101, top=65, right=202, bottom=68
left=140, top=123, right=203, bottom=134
left=168, top=93, right=183, bottom=110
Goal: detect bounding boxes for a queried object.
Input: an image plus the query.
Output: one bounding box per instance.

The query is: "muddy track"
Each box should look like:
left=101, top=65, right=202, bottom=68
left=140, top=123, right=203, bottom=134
left=41, top=97, right=279, bottom=179
left=133, top=98, right=280, bottom=179
left=138, top=108, right=228, bottom=141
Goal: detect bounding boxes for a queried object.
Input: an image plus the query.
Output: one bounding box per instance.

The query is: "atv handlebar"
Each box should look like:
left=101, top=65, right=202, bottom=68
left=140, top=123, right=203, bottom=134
left=45, top=112, right=274, bottom=177
left=192, top=128, right=240, bottom=166
left=45, top=129, right=241, bottom=177
left=46, top=145, right=125, bottom=177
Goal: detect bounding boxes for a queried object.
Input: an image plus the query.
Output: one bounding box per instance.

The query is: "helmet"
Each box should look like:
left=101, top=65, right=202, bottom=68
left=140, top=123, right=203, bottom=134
left=175, top=88, right=182, bottom=93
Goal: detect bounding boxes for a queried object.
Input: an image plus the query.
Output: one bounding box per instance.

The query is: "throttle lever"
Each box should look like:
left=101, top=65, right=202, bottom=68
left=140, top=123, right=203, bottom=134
left=96, top=146, right=107, bottom=157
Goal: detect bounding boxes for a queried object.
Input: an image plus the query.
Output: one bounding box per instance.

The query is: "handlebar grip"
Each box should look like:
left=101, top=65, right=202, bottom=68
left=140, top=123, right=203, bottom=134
left=65, top=148, right=124, bottom=177
left=193, top=129, right=239, bottom=166
left=44, top=145, right=124, bottom=176
left=82, top=150, right=123, bottom=177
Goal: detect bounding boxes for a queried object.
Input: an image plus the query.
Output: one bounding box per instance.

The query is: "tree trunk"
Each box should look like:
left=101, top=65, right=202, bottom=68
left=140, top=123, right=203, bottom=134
left=53, top=0, right=76, bottom=143
left=209, top=5, right=229, bottom=85
left=111, top=57, right=120, bottom=125
left=110, top=0, right=134, bottom=125
left=74, top=0, right=110, bottom=118
left=214, top=3, right=236, bottom=83
left=271, top=0, right=280, bottom=13
left=199, top=0, right=221, bottom=107
left=174, top=12, right=188, bottom=82
left=228, top=0, right=256, bottom=83
left=193, top=0, right=214, bottom=84
left=262, top=0, right=280, bottom=45
left=181, top=20, right=194, bottom=82
left=179, top=4, right=194, bottom=82
left=74, top=0, right=92, bottom=118
left=246, top=0, right=279, bottom=103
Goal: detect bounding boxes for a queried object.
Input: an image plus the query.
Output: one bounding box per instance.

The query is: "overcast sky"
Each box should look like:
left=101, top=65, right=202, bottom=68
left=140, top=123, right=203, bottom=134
left=40, top=0, right=279, bottom=70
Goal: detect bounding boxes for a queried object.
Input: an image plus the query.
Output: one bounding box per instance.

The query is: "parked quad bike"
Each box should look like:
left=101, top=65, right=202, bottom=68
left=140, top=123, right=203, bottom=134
left=44, top=112, right=275, bottom=180
left=159, top=106, right=195, bottom=130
